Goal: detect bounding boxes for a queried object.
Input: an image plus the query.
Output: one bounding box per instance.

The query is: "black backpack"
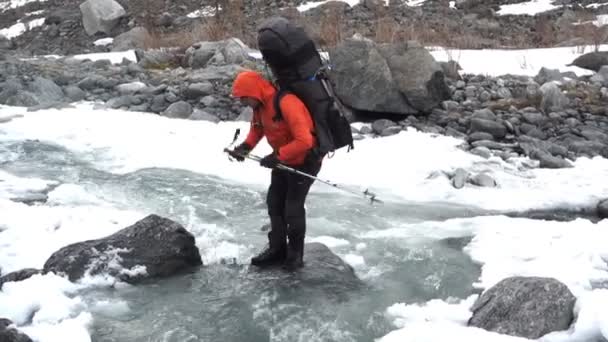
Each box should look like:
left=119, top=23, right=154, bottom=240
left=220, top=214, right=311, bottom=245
left=257, top=16, right=354, bottom=157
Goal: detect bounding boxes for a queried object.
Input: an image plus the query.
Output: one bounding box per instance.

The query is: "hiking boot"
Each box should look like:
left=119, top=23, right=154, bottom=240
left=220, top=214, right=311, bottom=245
left=251, top=245, right=286, bottom=266
left=283, top=216, right=305, bottom=271
left=251, top=216, right=287, bottom=267
left=282, top=238, right=304, bottom=271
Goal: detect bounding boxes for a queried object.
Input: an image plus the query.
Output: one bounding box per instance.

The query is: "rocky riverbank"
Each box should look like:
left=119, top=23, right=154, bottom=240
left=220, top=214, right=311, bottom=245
left=1, top=37, right=607, bottom=173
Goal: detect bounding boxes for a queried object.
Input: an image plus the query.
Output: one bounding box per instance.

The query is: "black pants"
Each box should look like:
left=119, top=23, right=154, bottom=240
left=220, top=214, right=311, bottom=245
left=266, top=156, right=322, bottom=247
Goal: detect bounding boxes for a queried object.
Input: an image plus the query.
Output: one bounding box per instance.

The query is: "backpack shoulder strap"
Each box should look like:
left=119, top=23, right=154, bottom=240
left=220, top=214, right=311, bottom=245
left=272, top=88, right=290, bottom=122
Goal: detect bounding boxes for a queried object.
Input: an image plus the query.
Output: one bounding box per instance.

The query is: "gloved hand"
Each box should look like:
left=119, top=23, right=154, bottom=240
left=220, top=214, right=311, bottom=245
left=260, top=152, right=280, bottom=169
left=228, top=143, right=251, bottom=162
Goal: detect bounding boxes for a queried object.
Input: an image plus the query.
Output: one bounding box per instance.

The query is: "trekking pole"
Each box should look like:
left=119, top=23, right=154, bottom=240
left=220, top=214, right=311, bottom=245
left=223, top=130, right=382, bottom=204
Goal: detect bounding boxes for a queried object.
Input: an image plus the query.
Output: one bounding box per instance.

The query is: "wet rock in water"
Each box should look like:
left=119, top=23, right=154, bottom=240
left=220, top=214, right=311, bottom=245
left=43, top=214, right=202, bottom=283
left=468, top=276, right=576, bottom=339
left=451, top=168, right=469, bottom=189
left=10, top=192, right=48, bottom=205
left=598, top=199, right=608, bottom=219
left=0, top=269, right=41, bottom=288
left=247, top=243, right=362, bottom=293
left=0, top=318, right=33, bottom=342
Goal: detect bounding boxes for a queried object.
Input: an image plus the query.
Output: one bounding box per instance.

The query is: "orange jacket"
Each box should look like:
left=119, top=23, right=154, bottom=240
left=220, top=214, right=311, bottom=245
left=232, top=71, right=316, bottom=166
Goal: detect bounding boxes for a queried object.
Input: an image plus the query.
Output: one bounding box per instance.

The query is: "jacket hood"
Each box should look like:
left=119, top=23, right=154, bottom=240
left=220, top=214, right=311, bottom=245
left=231, top=71, right=276, bottom=103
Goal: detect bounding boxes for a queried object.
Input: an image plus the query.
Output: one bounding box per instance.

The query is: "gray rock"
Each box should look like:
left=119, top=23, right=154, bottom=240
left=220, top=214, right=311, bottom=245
left=0, top=36, right=14, bottom=50
left=525, top=128, right=547, bottom=140
left=64, top=86, right=86, bottom=102
left=567, top=140, right=608, bottom=157
left=0, top=318, right=33, bottom=342
left=522, top=112, right=545, bottom=125
left=372, top=119, right=398, bottom=135
left=189, top=109, right=220, bottom=122
left=472, top=140, right=518, bottom=150
left=451, top=168, right=469, bottom=189
left=10, top=193, right=48, bottom=205
left=185, top=39, right=250, bottom=69
left=185, top=82, right=214, bottom=99
left=468, top=131, right=494, bottom=142
left=200, top=95, right=217, bottom=107
left=116, top=82, right=147, bottom=95
left=470, top=146, right=492, bottom=159
left=532, top=150, right=572, bottom=169
left=567, top=51, right=608, bottom=72
left=150, top=94, right=168, bottom=113
left=469, top=118, right=506, bottom=139
left=0, top=269, right=41, bottom=288
left=534, top=67, right=564, bottom=85
left=6, top=92, right=39, bottom=107
left=472, top=108, right=496, bottom=121
left=77, top=75, right=113, bottom=90
left=80, top=0, right=126, bottom=35
left=29, top=77, right=64, bottom=104
left=359, top=126, right=373, bottom=135
left=380, top=126, right=402, bottom=136
left=156, top=12, right=174, bottom=27
left=136, top=48, right=183, bottom=69
left=129, top=104, right=149, bottom=112
left=43, top=214, right=202, bottom=283
left=497, top=87, right=512, bottom=99
left=246, top=242, right=362, bottom=292
left=163, top=101, right=193, bottom=119
left=444, top=127, right=467, bottom=139
left=470, top=173, right=496, bottom=187
left=106, top=96, right=133, bottom=109
left=526, top=82, right=541, bottom=101
left=112, top=27, right=149, bottom=51
left=0, top=80, right=23, bottom=104
left=465, top=85, right=477, bottom=99
left=581, top=128, right=608, bottom=142
left=598, top=199, right=608, bottom=219
left=518, top=136, right=569, bottom=158
left=442, top=100, right=459, bottom=111
left=329, top=39, right=449, bottom=115
left=540, top=82, right=569, bottom=112
left=478, top=90, right=491, bottom=103
left=468, top=276, right=576, bottom=339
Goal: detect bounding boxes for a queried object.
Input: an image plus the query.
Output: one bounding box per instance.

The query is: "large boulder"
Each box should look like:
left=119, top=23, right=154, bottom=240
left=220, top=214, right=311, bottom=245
left=111, top=27, right=150, bottom=52
left=329, top=39, right=450, bottom=116
left=0, top=269, right=41, bottom=289
left=79, top=0, right=127, bottom=36
left=43, top=214, right=202, bottom=283
left=567, top=51, right=608, bottom=72
left=185, top=38, right=251, bottom=69
left=468, top=276, right=576, bottom=339
left=598, top=199, right=608, bottom=219
left=0, top=319, right=33, bottom=342
left=29, top=77, right=65, bottom=105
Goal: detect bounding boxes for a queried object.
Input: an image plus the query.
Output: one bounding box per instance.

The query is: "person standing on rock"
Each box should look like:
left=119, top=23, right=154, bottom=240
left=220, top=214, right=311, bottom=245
left=228, top=70, right=322, bottom=271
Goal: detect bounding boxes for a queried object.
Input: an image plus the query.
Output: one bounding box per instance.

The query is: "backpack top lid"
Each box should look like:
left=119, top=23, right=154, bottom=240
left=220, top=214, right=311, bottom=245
left=257, top=16, right=322, bottom=80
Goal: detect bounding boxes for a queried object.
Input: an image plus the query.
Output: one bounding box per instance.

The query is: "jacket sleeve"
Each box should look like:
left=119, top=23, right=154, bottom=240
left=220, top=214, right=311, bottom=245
left=277, top=95, right=315, bottom=162
left=244, top=111, right=264, bottom=148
